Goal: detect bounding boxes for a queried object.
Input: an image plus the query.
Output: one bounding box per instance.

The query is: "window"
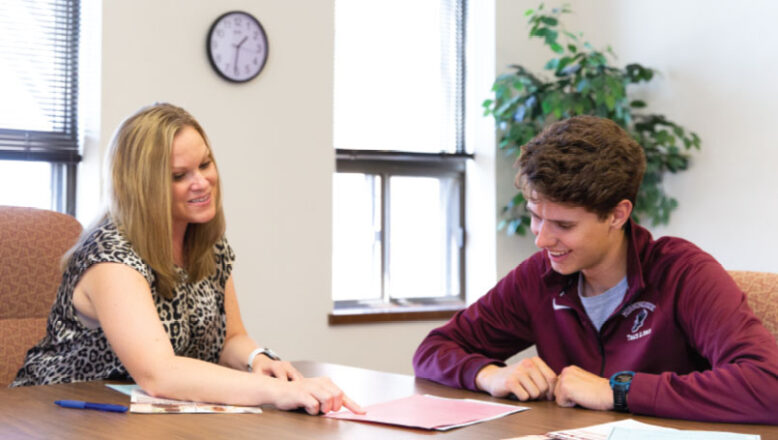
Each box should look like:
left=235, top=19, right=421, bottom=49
left=331, top=0, right=469, bottom=322
left=0, top=0, right=81, bottom=214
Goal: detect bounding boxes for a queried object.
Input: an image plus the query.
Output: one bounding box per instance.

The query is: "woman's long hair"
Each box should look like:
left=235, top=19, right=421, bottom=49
left=68, top=103, right=226, bottom=299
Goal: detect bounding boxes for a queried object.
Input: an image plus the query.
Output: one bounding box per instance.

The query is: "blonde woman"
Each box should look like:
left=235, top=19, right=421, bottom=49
left=12, top=103, right=362, bottom=415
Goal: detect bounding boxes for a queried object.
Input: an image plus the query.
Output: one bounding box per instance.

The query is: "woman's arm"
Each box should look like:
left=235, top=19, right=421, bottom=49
left=74, top=263, right=360, bottom=414
left=218, top=275, right=303, bottom=380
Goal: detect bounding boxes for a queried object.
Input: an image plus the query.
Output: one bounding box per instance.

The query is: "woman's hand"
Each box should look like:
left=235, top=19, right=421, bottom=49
left=272, top=376, right=365, bottom=415
left=251, top=356, right=304, bottom=381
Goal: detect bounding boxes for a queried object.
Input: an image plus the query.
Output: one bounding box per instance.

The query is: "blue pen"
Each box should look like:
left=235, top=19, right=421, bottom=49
left=55, top=400, right=128, bottom=413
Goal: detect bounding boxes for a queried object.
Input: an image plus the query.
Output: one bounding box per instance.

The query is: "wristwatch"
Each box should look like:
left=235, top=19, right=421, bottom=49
left=247, top=347, right=281, bottom=372
left=609, top=371, right=635, bottom=412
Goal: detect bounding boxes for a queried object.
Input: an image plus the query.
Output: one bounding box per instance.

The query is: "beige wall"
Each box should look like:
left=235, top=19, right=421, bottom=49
left=495, top=0, right=778, bottom=276
left=85, top=0, right=778, bottom=376
left=90, top=0, right=498, bottom=375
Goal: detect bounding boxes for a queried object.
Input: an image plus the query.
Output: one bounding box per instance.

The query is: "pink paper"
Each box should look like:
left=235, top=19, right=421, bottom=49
left=324, top=394, right=527, bottom=431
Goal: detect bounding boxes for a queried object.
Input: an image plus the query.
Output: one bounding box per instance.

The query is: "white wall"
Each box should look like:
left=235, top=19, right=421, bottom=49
left=89, top=0, right=778, bottom=376
left=495, top=0, right=778, bottom=275
left=93, top=0, right=499, bottom=375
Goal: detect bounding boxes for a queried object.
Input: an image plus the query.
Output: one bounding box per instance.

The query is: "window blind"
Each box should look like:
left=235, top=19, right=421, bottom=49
left=333, top=0, right=465, bottom=154
left=0, top=0, right=80, bottom=163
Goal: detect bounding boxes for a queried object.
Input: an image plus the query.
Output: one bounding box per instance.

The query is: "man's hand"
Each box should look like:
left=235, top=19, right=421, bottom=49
left=553, top=365, right=613, bottom=410
left=475, top=356, right=557, bottom=401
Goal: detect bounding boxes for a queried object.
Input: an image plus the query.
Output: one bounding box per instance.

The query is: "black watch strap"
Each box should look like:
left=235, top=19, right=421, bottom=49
left=613, top=386, right=629, bottom=412
left=610, top=371, right=635, bottom=412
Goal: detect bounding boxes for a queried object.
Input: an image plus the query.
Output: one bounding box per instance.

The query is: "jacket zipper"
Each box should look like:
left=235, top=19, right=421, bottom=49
left=563, top=277, right=608, bottom=376
left=598, top=303, right=629, bottom=377
left=597, top=333, right=606, bottom=376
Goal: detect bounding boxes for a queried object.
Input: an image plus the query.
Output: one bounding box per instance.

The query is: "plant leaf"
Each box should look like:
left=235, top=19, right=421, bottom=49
left=489, top=3, right=701, bottom=237
left=540, top=16, right=558, bottom=26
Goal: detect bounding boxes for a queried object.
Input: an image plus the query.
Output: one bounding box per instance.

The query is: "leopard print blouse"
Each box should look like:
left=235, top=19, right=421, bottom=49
left=10, top=217, right=234, bottom=387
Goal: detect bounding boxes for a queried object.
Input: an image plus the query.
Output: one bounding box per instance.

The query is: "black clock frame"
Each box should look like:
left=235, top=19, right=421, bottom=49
left=206, top=10, right=269, bottom=83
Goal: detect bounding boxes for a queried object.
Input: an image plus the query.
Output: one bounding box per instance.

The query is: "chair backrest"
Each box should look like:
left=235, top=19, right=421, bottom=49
left=728, top=270, right=778, bottom=343
left=0, top=206, right=82, bottom=387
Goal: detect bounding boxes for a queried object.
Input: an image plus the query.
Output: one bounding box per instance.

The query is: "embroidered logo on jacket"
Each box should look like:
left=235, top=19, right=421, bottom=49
left=631, top=309, right=648, bottom=332
left=621, top=301, right=655, bottom=341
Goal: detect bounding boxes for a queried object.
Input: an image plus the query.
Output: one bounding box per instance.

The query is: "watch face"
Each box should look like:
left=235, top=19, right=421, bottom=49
left=613, top=372, right=634, bottom=384
left=207, top=11, right=268, bottom=82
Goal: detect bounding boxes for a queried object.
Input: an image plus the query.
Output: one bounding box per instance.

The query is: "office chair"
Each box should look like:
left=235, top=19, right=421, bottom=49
left=729, top=270, right=778, bottom=343
left=0, top=206, right=82, bottom=387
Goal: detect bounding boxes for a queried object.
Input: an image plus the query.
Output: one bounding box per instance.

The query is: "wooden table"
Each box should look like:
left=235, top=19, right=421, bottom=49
left=2, top=361, right=775, bottom=439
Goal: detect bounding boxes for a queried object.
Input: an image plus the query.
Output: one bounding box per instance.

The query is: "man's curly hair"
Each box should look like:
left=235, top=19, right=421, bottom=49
left=516, top=115, right=646, bottom=219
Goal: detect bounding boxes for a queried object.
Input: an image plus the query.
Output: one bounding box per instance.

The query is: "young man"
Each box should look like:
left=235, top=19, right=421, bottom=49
left=413, top=115, right=778, bottom=424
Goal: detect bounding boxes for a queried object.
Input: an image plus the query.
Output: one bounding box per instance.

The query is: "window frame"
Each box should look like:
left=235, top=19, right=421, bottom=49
left=0, top=0, right=81, bottom=215
left=330, top=150, right=473, bottom=324
left=330, top=0, right=469, bottom=324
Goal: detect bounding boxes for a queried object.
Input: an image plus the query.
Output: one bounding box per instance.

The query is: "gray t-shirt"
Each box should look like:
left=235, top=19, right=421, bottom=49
left=579, top=273, right=628, bottom=332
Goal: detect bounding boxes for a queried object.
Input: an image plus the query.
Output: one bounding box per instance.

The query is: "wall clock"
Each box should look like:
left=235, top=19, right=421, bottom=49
left=207, top=11, right=269, bottom=83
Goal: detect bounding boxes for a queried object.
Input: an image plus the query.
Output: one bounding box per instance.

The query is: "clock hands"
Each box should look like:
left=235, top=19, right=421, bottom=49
left=233, top=36, right=248, bottom=76
left=233, top=36, right=248, bottom=49
left=209, top=11, right=267, bottom=82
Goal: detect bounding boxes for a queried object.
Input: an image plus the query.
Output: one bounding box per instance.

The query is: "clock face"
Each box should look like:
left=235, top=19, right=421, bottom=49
left=207, top=11, right=268, bottom=83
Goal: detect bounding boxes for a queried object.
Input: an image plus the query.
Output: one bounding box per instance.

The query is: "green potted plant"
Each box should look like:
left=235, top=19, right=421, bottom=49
left=484, top=4, right=701, bottom=235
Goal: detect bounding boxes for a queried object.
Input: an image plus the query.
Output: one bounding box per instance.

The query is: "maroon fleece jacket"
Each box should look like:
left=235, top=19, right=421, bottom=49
left=413, top=221, right=778, bottom=424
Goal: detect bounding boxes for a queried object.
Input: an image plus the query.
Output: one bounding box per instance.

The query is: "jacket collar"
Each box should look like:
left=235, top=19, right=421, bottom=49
left=540, top=218, right=651, bottom=301
left=622, top=219, right=649, bottom=302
